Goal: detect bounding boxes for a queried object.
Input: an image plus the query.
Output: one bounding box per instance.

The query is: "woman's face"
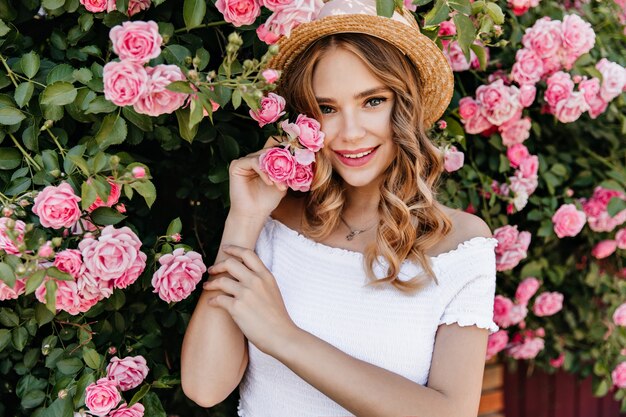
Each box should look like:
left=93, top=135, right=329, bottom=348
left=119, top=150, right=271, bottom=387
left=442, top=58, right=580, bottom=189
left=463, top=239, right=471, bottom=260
left=312, top=47, right=396, bottom=189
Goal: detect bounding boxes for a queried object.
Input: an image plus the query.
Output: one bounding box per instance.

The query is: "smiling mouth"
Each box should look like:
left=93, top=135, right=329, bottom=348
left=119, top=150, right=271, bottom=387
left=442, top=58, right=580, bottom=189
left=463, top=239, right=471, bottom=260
left=334, top=146, right=379, bottom=159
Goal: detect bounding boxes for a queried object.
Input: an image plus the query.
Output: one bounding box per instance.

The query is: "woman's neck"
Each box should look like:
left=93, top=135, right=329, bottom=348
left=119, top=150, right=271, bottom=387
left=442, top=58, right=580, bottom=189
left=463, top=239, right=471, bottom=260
left=342, top=182, right=380, bottom=226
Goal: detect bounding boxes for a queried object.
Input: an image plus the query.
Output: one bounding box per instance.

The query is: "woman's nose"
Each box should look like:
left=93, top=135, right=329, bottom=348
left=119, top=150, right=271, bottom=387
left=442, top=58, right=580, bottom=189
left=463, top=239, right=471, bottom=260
left=340, top=109, right=366, bottom=142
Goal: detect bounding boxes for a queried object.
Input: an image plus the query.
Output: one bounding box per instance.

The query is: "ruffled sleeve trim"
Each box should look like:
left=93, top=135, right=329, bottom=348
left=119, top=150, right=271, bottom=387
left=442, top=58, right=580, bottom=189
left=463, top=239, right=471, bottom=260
left=439, top=315, right=500, bottom=335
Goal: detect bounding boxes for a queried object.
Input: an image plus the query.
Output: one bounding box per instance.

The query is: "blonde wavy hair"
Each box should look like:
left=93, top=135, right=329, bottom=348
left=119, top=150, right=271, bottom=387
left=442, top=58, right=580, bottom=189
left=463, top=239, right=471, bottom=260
left=277, top=33, right=452, bottom=292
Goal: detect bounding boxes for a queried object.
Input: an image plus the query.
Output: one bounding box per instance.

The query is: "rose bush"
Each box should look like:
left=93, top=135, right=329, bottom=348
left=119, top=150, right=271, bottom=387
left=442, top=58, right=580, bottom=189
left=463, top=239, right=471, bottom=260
left=0, top=0, right=625, bottom=415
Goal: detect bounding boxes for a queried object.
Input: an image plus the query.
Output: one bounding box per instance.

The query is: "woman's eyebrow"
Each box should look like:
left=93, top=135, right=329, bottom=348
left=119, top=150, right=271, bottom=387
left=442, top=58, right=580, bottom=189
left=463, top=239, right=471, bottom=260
left=315, top=86, right=391, bottom=103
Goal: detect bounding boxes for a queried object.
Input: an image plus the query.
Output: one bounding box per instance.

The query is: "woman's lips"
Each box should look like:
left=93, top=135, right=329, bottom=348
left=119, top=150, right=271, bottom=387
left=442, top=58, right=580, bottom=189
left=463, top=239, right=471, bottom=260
left=333, top=146, right=379, bottom=167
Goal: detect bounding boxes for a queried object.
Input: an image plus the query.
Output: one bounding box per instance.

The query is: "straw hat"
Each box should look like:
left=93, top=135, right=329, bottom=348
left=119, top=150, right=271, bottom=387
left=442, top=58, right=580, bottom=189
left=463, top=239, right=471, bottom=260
left=265, top=0, right=454, bottom=128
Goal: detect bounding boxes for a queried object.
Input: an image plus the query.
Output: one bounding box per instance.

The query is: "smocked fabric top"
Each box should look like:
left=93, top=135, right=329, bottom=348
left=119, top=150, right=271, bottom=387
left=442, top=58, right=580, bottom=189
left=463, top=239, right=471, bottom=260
left=237, top=217, right=499, bottom=417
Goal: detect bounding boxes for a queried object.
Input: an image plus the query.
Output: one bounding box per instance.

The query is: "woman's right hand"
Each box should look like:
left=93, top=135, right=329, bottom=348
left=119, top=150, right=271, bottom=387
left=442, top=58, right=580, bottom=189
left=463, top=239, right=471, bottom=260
left=228, top=148, right=288, bottom=220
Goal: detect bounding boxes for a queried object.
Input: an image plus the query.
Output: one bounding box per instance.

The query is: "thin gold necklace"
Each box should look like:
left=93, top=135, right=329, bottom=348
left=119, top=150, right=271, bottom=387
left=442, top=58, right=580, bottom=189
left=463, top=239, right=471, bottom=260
left=339, top=215, right=378, bottom=241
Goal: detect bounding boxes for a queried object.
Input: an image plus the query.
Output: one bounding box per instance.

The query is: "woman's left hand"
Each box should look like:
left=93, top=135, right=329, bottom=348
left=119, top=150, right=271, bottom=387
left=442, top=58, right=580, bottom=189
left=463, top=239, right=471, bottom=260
left=203, top=245, right=298, bottom=356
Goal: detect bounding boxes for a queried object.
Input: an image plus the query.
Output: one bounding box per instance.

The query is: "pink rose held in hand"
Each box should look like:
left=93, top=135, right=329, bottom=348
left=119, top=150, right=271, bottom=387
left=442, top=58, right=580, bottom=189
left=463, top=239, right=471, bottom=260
left=109, top=21, right=162, bottom=64
left=108, top=403, right=145, bottom=417
left=152, top=248, right=207, bottom=303
left=532, top=291, right=564, bottom=317
left=107, top=355, right=149, bottom=391
left=85, top=378, right=121, bottom=416
left=287, top=163, right=313, bottom=192
left=295, top=114, right=325, bottom=152
left=32, top=183, right=82, bottom=229
left=259, top=147, right=297, bottom=183
left=552, top=204, right=586, bottom=238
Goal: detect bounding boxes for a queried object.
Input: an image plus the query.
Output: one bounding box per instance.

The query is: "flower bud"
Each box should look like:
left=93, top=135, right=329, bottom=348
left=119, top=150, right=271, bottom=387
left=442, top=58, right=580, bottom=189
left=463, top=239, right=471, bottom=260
left=16, top=265, right=26, bottom=275
left=170, top=233, right=182, bottom=242
left=192, top=56, right=201, bottom=68
left=253, top=90, right=264, bottom=100
left=243, top=59, right=254, bottom=69
left=185, top=56, right=193, bottom=65
left=228, top=32, right=243, bottom=45
left=2, top=207, right=13, bottom=217
left=51, top=237, right=63, bottom=247
left=108, top=346, right=117, bottom=355
left=49, top=169, right=61, bottom=178
left=132, top=166, right=146, bottom=179
left=110, top=155, right=120, bottom=168
left=268, top=45, right=279, bottom=55
left=40, top=120, right=54, bottom=131
left=226, top=44, right=238, bottom=54
left=58, top=389, right=68, bottom=399
left=5, top=218, right=15, bottom=229
left=187, top=69, right=199, bottom=81
left=207, top=70, right=216, bottom=81
left=41, top=343, right=51, bottom=355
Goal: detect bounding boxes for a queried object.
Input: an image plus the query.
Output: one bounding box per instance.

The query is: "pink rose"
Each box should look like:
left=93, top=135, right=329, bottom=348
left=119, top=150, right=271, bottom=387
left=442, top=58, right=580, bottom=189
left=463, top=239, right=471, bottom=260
left=108, top=403, right=145, bottom=417
left=106, top=355, right=149, bottom=391
left=519, top=85, right=537, bottom=108
left=294, top=148, right=315, bottom=165
left=596, top=58, right=626, bottom=102
left=459, top=97, right=479, bottom=120
left=506, top=144, right=530, bottom=168
left=583, top=187, right=626, bottom=232
left=35, top=279, right=85, bottom=315
left=494, top=225, right=521, bottom=253
left=493, top=295, right=513, bottom=328
left=613, top=303, right=626, bottom=327
left=494, top=225, right=531, bottom=271
left=103, top=60, right=149, bottom=107
left=532, top=291, right=564, bottom=316
left=0, top=217, right=26, bottom=255
left=508, top=304, right=528, bottom=326
left=616, top=228, right=626, bottom=249
left=151, top=248, right=207, bottom=303
left=128, top=0, right=151, bottom=16
left=511, top=48, right=544, bottom=85
left=260, top=0, right=291, bottom=11
left=508, top=336, right=545, bottom=359
left=438, top=20, right=456, bottom=36
left=262, top=0, right=323, bottom=38
left=459, top=97, right=494, bottom=134
left=132, top=166, right=146, bottom=178
left=249, top=93, right=286, bottom=127
left=554, top=91, right=589, bottom=123
left=215, top=0, right=261, bottom=27
left=403, top=0, right=417, bottom=11
left=518, top=155, right=538, bottom=178
left=486, top=330, right=509, bottom=360
left=295, top=114, right=325, bottom=152
left=85, top=378, right=121, bottom=416
left=287, top=163, right=314, bottom=192
left=261, top=69, right=280, bottom=84
left=550, top=353, right=565, bottom=368
left=256, top=23, right=281, bottom=45
left=54, top=249, right=83, bottom=278
left=500, top=117, right=531, bottom=147
left=443, top=146, right=464, bottom=172
left=612, top=362, right=626, bottom=388
left=579, top=77, right=608, bottom=119
left=109, top=21, right=162, bottom=64
left=508, top=0, right=539, bottom=15
left=79, top=226, right=145, bottom=283
left=76, top=265, right=113, bottom=302
left=544, top=71, right=574, bottom=109
left=561, top=14, right=595, bottom=61
left=591, top=239, right=617, bottom=259
left=476, top=80, right=522, bottom=126
left=114, top=251, right=147, bottom=289
left=552, top=204, right=586, bottom=238
left=81, top=0, right=108, bottom=12
left=134, top=64, right=188, bottom=116
left=32, top=183, right=82, bottom=229
left=444, top=41, right=471, bottom=72
left=259, top=147, right=297, bottom=183
left=515, top=277, right=540, bottom=306
left=0, top=278, right=25, bottom=301
left=522, top=17, right=563, bottom=59
left=88, top=178, right=122, bottom=212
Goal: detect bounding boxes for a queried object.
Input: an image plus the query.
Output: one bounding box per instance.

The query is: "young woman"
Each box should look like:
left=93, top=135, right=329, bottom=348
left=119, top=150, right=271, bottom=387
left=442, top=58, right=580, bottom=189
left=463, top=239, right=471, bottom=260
left=181, top=0, right=499, bottom=416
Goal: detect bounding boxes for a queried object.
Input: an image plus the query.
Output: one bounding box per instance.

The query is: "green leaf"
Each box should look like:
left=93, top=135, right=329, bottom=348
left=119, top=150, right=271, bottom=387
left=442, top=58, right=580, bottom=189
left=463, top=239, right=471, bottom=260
left=189, top=97, right=203, bottom=130
left=35, top=303, right=55, bottom=326
left=166, top=217, right=182, bottom=236
left=42, top=397, right=73, bottom=417
left=0, top=262, right=16, bottom=288
left=73, top=68, right=92, bottom=84
left=42, top=0, right=65, bottom=9
left=219, top=135, right=240, bottom=161
left=81, top=181, right=97, bottom=211
left=485, top=2, right=504, bottom=24
left=194, top=48, right=210, bottom=71
left=593, top=377, right=609, bottom=397
left=67, top=154, right=90, bottom=176
left=20, top=52, right=40, bottom=79
left=142, top=392, right=166, bottom=417
left=183, top=0, right=206, bottom=30
left=41, top=82, right=78, bottom=106
left=0, top=19, right=10, bottom=37
left=162, top=45, right=192, bottom=66
left=453, top=13, right=475, bottom=62
left=175, top=108, right=198, bottom=143
left=0, top=147, right=22, bottom=169
left=21, top=390, right=45, bottom=409
left=45, top=279, right=57, bottom=314
left=11, top=327, right=28, bottom=351
left=166, top=80, right=195, bottom=94
left=122, top=107, right=153, bottom=132
left=0, top=307, right=19, bottom=327
left=25, top=269, right=46, bottom=295
left=14, top=82, right=34, bottom=108
left=449, top=0, right=471, bottom=14
left=376, top=0, right=395, bottom=17
left=5, top=177, right=31, bottom=196
left=46, top=267, right=73, bottom=281
left=129, top=384, right=151, bottom=406
left=95, top=114, right=127, bottom=150
left=0, top=329, right=10, bottom=352
left=231, top=89, right=242, bottom=110
left=423, top=0, right=449, bottom=26
left=85, top=96, right=117, bottom=114
left=130, top=180, right=157, bottom=208
left=83, top=347, right=101, bottom=370
left=608, top=197, right=626, bottom=217
left=91, top=207, right=127, bottom=226
left=415, top=0, right=433, bottom=5
left=469, top=43, right=487, bottom=71
left=57, top=357, right=83, bottom=375
left=0, top=107, right=26, bottom=125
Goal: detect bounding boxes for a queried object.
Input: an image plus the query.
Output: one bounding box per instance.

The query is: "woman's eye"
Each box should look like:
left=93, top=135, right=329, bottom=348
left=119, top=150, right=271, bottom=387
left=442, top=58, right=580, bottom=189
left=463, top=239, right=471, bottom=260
left=319, top=105, right=334, bottom=114
left=367, top=97, right=386, bottom=107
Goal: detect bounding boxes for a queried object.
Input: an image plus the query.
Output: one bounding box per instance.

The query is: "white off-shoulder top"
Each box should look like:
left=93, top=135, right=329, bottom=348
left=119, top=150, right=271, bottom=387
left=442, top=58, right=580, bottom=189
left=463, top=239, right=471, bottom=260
left=237, top=217, right=499, bottom=417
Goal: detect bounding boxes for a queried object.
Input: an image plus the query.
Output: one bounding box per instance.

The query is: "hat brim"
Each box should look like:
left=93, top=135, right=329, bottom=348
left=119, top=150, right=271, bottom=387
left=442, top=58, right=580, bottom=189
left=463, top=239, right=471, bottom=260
left=266, top=13, right=454, bottom=128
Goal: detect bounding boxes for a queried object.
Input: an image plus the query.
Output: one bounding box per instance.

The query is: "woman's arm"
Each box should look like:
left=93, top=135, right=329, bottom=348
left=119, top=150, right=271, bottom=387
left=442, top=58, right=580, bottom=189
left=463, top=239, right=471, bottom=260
left=275, top=322, right=488, bottom=417
left=180, top=214, right=266, bottom=407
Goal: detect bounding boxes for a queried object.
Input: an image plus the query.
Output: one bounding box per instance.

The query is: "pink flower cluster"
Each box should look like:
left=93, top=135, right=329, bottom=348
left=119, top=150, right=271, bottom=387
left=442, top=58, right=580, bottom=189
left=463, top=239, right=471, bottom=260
left=0, top=216, right=26, bottom=255
left=551, top=203, right=586, bottom=238
left=493, top=225, right=531, bottom=271
left=80, top=0, right=150, bottom=16
left=255, top=0, right=325, bottom=44
left=582, top=186, right=626, bottom=232
left=442, top=145, right=464, bottom=173
left=508, top=330, right=545, bottom=359
left=459, top=80, right=523, bottom=135
left=613, top=302, right=626, bottom=327
left=103, top=21, right=189, bottom=116
left=152, top=248, right=207, bottom=303
left=613, top=362, right=626, bottom=388
left=85, top=355, right=148, bottom=416
left=32, top=182, right=82, bottom=229
left=439, top=20, right=489, bottom=72
left=35, top=227, right=147, bottom=315
left=507, top=0, right=540, bottom=16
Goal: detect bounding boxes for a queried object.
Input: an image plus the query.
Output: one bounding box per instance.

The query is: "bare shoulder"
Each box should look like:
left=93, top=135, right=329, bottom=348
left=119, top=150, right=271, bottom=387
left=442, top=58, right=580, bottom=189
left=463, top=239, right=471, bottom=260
left=428, top=205, right=493, bottom=257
